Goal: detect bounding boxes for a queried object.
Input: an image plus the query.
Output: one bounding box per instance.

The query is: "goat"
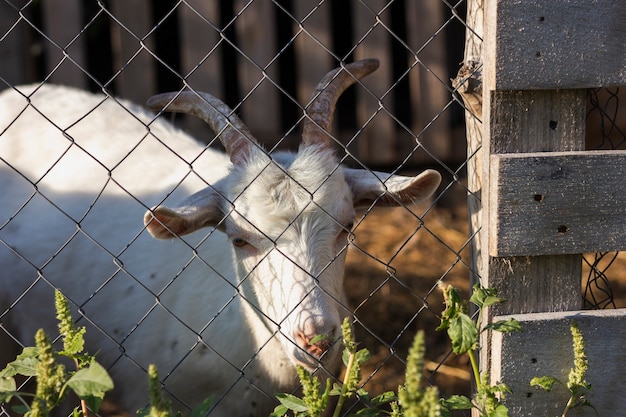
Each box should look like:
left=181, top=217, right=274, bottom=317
left=0, top=59, right=441, bottom=416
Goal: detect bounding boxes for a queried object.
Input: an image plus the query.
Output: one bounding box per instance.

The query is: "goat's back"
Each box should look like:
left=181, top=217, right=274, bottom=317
left=0, top=85, right=262, bottom=414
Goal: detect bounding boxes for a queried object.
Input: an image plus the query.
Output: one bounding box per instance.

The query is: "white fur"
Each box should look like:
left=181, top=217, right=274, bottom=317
left=0, top=84, right=441, bottom=416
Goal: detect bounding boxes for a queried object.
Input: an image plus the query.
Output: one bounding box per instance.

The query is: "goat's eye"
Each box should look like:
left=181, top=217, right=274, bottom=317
left=345, top=221, right=355, bottom=231
left=232, top=237, right=248, bottom=248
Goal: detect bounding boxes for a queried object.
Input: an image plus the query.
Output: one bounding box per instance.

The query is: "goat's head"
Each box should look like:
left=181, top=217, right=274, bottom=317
left=144, top=59, right=441, bottom=372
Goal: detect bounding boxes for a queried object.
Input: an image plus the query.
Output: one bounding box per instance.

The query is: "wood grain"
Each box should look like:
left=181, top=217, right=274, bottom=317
left=492, top=309, right=626, bottom=416
left=486, top=0, right=626, bottom=89
left=490, top=150, right=626, bottom=256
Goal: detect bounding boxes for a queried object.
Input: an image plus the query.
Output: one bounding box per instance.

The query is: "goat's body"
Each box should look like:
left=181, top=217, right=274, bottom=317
left=0, top=85, right=295, bottom=415
left=1, top=61, right=442, bottom=417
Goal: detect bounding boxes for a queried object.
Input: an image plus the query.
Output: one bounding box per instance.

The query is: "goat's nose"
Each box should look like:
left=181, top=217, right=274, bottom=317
left=295, top=328, right=335, bottom=358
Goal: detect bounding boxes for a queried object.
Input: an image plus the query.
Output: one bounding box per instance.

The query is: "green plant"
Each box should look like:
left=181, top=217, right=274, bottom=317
left=437, top=283, right=522, bottom=417
left=272, top=318, right=441, bottom=417
left=530, top=320, right=597, bottom=417
left=390, top=330, right=441, bottom=417
left=0, top=290, right=114, bottom=417
left=271, top=318, right=369, bottom=417
left=137, top=364, right=213, bottom=417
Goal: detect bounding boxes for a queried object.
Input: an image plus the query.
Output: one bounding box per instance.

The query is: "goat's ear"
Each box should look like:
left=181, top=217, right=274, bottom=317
left=144, top=188, right=226, bottom=239
left=344, top=168, right=441, bottom=208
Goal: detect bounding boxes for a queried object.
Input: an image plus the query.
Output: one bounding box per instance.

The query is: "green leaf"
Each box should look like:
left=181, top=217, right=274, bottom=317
left=488, top=403, right=509, bottom=417
left=0, top=376, right=16, bottom=392
left=1, top=357, right=39, bottom=378
left=12, top=404, right=30, bottom=414
left=0, top=347, right=40, bottom=378
left=188, top=397, right=214, bottom=417
left=342, top=348, right=351, bottom=367
left=17, top=347, right=39, bottom=359
left=275, top=393, right=308, bottom=412
left=371, top=391, right=397, bottom=405
left=351, top=408, right=382, bottom=416
left=356, top=387, right=369, bottom=399
left=0, top=379, right=16, bottom=402
left=270, top=404, right=289, bottom=417
left=60, top=328, right=86, bottom=357
left=440, top=404, right=454, bottom=417
left=354, top=348, right=371, bottom=366
left=441, top=395, right=473, bottom=410
left=309, top=334, right=330, bottom=346
left=481, top=295, right=506, bottom=308
left=440, top=286, right=463, bottom=319
left=330, top=383, right=342, bottom=396
left=470, top=284, right=504, bottom=309
left=530, top=376, right=560, bottom=392
left=66, top=361, right=114, bottom=412
left=448, top=314, right=478, bottom=354
left=485, top=318, right=523, bottom=333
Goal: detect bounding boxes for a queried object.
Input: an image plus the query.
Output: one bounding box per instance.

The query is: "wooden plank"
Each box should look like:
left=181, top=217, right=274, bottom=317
left=179, top=1, right=221, bottom=96
left=480, top=89, right=586, bottom=317
left=293, top=1, right=332, bottom=107
left=42, top=0, right=86, bottom=88
left=461, top=0, right=484, bottom=288
left=109, top=0, right=155, bottom=103
left=234, top=0, right=280, bottom=145
left=490, top=150, right=626, bottom=257
left=486, top=0, right=626, bottom=89
left=491, top=309, right=626, bottom=416
left=353, top=0, right=395, bottom=165
left=178, top=0, right=222, bottom=141
left=478, top=55, right=586, bottom=380
left=406, top=0, right=452, bottom=163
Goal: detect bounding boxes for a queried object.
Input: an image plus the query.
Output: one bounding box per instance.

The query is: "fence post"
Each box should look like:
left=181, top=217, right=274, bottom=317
left=464, top=0, right=626, bottom=414
left=463, top=0, right=586, bottom=409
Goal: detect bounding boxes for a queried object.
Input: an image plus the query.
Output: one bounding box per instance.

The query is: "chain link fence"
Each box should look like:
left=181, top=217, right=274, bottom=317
left=583, top=87, right=626, bottom=310
left=1, top=1, right=473, bottom=415
left=2, top=1, right=625, bottom=417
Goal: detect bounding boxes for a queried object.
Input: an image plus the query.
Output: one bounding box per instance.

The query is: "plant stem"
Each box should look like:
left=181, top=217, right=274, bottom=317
left=332, top=352, right=355, bottom=417
left=74, top=358, right=90, bottom=417
left=468, top=350, right=482, bottom=391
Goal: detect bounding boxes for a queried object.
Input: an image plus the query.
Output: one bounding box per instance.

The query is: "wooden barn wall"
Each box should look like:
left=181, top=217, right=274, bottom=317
left=0, top=0, right=468, bottom=168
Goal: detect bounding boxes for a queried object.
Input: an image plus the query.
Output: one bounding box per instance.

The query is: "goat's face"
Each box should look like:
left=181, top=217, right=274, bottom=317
left=224, top=146, right=353, bottom=369
left=143, top=59, right=442, bottom=372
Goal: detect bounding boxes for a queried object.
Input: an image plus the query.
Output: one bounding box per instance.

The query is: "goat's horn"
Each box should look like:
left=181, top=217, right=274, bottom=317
left=301, top=59, right=379, bottom=148
left=147, top=91, right=256, bottom=164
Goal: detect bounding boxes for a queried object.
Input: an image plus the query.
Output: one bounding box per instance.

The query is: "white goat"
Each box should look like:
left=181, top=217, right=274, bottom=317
left=0, top=59, right=441, bottom=416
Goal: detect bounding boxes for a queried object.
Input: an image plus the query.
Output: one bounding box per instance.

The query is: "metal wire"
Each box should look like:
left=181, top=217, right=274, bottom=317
left=0, top=0, right=471, bottom=415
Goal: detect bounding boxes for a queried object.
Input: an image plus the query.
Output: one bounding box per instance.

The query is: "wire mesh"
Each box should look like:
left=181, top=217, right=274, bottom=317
left=1, top=1, right=473, bottom=416
left=583, top=87, right=626, bottom=310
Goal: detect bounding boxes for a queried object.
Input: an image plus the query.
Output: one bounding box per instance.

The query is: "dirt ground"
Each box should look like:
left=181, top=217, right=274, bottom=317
left=344, top=194, right=626, bottom=402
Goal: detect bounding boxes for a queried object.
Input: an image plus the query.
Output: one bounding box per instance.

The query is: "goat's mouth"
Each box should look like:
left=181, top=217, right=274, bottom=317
left=290, top=339, right=341, bottom=372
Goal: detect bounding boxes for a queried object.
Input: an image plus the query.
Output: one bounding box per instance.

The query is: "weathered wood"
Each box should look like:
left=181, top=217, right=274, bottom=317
left=293, top=1, right=332, bottom=107
left=485, top=0, right=626, bottom=89
left=109, top=0, right=155, bottom=103
left=353, top=0, right=395, bottom=165
left=178, top=0, right=221, bottom=141
left=480, top=89, right=586, bottom=317
left=488, top=89, right=586, bottom=155
left=42, top=0, right=86, bottom=88
left=462, top=0, right=484, bottom=288
left=234, top=0, right=280, bottom=144
left=478, top=27, right=587, bottom=391
left=491, top=150, right=626, bottom=257
left=492, top=309, right=626, bottom=416
left=406, top=0, right=452, bottom=163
